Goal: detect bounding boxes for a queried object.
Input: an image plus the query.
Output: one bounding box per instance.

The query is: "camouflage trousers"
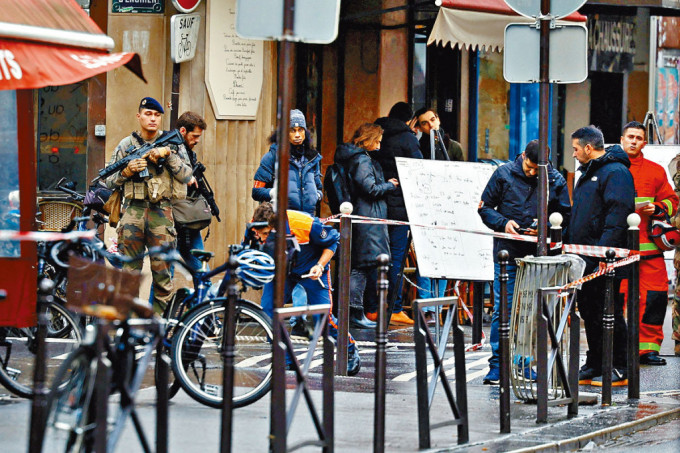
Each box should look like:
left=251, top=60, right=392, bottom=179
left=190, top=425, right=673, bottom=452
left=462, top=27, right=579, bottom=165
left=117, top=202, right=176, bottom=312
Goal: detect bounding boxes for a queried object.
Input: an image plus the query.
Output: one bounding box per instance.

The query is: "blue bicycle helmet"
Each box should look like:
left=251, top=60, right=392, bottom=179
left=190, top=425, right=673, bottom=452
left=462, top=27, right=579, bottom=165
left=235, top=249, right=275, bottom=289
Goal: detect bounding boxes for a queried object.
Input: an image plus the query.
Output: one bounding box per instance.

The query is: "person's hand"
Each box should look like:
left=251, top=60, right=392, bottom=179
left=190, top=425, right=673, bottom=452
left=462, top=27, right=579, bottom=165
left=121, top=158, right=147, bottom=178
left=505, top=220, right=520, bottom=234
left=388, top=178, right=399, bottom=187
left=524, top=228, right=538, bottom=236
left=308, top=263, right=324, bottom=280
left=147, top=146, right=171, bottom=164
left=637, top=202, right=656, bottom=217
left=188, top=176, right=198, bottom=188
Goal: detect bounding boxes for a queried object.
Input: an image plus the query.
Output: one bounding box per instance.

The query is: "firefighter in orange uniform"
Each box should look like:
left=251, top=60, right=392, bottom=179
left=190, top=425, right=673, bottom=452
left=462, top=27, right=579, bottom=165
left=621, top=121, right=678, bottom=366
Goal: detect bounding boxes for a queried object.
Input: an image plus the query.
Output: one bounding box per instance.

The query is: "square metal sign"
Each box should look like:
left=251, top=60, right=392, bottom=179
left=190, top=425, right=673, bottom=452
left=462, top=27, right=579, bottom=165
left=236, top=0, right=341, bottom=44
left=171, top=14, right=201, bottom=63
left=503, top=23, right=588, bottom=84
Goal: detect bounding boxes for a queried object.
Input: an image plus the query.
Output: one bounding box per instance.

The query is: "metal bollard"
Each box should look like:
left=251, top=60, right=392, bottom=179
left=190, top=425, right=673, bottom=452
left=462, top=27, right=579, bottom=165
left=601, top=249, right=617, bottom=406
left=472, top=282, right=484, bottom=345
left=626, top=213, right=641, bottom=399
left=156, top=342, right=170, bottom=453
left=549, top=213, right=563, bottom=256
left=220, top=255, right=240, bottom=453
left=336, top=202, right=353, bottom=376
left=374, top=254, right=390, bottom=453
left=28, top=278, right=55, bottom=453
left=498, top=251, right=511, bottom=433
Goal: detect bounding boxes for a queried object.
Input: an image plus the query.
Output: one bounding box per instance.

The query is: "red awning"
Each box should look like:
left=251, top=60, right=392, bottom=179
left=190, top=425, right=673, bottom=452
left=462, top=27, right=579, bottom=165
left=430, top=0, right=586, bottom=51
left=0, top=0, right=145, bottom=90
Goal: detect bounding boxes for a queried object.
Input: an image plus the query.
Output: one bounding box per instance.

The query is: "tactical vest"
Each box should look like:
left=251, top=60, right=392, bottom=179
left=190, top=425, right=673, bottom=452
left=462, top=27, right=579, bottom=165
left=118, top=134, right=187, bottom=203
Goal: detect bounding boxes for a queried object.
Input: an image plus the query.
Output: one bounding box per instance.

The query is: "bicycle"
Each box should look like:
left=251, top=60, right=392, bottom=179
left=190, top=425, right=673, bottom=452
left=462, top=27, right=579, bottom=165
left=40, top=258, right=163, bottom=453
left=157, top=244, right=275, bottom=409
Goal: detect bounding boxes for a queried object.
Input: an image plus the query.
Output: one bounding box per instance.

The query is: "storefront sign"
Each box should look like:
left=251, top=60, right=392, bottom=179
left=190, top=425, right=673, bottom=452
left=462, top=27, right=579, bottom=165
left=112, top=0, right=164, bottom=14
left=587, top=14, right=635, bottom=73
left=206, top=0, right=263, bottom=120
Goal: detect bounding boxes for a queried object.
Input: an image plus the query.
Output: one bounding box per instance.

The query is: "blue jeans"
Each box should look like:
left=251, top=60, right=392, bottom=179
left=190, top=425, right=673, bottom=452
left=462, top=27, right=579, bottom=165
left=261, top=281, right=308, bottom=325
left=388, top=225, right=410, bottom=313
left=488, top=261, right=518, bottom=369
left=177, top=227, right=206, bottom=273
left=416, top=269, right=446, bottom=313
left=260, top=270, right=355, bottom=353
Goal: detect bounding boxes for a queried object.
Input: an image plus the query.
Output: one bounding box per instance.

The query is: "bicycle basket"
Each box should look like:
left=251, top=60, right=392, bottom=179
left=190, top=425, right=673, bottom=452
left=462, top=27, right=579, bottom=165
left=66, top=255, right=141, bottom=319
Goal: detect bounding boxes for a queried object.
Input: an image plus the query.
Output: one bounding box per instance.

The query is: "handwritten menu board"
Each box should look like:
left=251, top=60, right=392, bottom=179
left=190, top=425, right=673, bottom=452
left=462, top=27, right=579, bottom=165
left=206, top=0, right=263, bottom=120
left=396, top=158, right=496, bottom=281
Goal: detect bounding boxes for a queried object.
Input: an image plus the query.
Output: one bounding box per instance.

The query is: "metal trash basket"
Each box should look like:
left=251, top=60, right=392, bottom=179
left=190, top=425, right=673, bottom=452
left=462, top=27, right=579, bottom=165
left=510, top=255, right=585, bottom=401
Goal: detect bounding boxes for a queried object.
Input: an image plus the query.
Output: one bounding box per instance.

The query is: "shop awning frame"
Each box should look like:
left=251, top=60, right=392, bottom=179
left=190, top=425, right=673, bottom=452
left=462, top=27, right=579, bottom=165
left=0, top=0, right=145, bottom=90
left=429, top=0, right=587, bottom=51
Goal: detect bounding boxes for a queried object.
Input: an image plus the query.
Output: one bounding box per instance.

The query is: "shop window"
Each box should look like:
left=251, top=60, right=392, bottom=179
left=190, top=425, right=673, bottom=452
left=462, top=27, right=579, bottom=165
left=477, top=49, right=510, bottom=161
left=0, top=90, right=20, bottom=257
left=37, top=82, right=89, bottom=193
left=412, top=36, right=428, bottom=113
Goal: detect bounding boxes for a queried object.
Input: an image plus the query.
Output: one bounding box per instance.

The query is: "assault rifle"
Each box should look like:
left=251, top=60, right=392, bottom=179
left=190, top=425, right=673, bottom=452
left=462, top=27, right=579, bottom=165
left=92, top=129, right=184, bottom=183
left=193, top=161, right=221, bottom=222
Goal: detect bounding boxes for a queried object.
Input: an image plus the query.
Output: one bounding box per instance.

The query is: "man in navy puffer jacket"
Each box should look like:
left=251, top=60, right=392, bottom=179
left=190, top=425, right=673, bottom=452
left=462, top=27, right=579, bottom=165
left=570, top=126, right=634, bottom=387
left=478, top=140, right=571, bottom=385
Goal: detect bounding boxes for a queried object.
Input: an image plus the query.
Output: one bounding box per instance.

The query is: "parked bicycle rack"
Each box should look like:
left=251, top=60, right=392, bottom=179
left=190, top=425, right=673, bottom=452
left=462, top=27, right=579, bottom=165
left=270, top=304, right=335, bottom=453
left=412, top=296, right=469, bottom=448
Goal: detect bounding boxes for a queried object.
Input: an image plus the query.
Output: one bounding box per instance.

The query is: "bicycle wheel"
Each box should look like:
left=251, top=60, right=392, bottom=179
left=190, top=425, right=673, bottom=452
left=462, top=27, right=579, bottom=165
left=41, top=347, right=98, bottom=452
left=0, top=301, right=81, bottom=398
left=170, top=300, right=273, bottom=408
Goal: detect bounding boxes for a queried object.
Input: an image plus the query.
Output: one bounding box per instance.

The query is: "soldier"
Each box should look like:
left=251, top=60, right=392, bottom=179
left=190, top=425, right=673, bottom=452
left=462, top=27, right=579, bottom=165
left=105, top=97, right=193, bottom=311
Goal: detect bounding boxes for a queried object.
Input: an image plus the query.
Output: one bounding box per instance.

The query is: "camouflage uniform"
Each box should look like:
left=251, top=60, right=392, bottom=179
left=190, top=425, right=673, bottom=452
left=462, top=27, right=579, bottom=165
left=670, top=156, right=680, bottom=354
left=106, top=132, right=192, bottom=311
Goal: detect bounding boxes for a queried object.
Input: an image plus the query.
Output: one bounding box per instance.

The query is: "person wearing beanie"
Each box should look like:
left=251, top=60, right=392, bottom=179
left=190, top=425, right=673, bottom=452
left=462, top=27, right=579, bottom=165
left=362, top=102, right=423, bottom=328
left=252, top=109, right=322, bottom=335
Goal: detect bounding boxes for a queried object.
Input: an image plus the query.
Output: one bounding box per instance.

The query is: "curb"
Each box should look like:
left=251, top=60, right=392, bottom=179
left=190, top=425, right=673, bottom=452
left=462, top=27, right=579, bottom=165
left=507, top=406, right=680, bottom=452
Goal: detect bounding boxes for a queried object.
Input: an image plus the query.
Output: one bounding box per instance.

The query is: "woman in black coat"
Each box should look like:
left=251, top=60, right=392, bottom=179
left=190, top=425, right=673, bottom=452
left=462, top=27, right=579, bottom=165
left=334, top=123, right=398, bottom=327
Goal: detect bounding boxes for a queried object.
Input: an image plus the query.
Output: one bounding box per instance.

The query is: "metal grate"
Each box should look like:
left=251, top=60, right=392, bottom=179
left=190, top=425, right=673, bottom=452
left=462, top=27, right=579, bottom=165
left=37, top=201, right=82, bottom=231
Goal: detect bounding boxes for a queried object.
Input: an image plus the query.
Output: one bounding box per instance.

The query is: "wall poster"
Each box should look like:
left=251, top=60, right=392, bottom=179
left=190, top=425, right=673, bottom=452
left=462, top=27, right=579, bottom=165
left=206, top=0, right=263, bottom=120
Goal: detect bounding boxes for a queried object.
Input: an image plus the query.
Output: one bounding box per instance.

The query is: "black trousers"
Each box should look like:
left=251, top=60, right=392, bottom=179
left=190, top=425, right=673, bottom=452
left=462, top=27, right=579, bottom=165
left=577, top=276, right=628, bottom=372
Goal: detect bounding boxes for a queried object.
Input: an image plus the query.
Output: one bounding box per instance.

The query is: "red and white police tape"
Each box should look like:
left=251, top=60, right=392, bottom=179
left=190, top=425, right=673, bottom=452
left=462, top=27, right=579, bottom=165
left=0, top=230, right=96, bottom=242
left=323, top=214, right=636, bottom=258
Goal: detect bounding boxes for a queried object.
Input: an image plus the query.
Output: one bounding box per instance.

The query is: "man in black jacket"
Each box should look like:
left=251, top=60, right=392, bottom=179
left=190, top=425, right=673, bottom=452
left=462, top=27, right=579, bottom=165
left=413, top=107, right=464, bottom=162
left=570, top=126, right=635, bottom=387
left=362, top=102, right=423, bottom=327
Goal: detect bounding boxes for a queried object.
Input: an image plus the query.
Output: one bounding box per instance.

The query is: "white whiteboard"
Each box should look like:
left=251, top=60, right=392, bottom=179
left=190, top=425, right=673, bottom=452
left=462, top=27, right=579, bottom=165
left=396, top=157, right=496, bottom=281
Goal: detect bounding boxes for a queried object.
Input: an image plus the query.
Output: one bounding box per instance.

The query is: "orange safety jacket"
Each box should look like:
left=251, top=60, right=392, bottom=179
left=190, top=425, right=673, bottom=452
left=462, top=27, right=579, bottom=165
left=628, top=153, right=679, bottom=256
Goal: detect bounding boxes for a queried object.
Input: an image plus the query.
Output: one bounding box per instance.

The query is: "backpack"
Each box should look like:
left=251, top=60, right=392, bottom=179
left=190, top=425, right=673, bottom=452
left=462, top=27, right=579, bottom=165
left=323, top=163, right=353, bottom=214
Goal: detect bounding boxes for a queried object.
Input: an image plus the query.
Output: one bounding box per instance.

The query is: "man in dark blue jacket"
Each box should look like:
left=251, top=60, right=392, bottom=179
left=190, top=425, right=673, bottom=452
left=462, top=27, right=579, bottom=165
left=478, top=140, right=571, bottom=385
left=570, top=126, right=634, bottom=387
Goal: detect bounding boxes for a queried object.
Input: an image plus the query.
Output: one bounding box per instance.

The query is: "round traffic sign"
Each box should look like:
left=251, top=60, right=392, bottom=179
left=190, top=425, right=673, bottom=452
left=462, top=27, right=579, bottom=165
left=504, top=0, right=586, bottom=20
left=172, top=0, right=201, bottom=14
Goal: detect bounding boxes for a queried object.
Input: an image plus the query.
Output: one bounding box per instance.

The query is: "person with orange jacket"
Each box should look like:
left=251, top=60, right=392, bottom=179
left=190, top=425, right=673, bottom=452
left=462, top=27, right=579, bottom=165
left=621, top=121, right=678, bottom=366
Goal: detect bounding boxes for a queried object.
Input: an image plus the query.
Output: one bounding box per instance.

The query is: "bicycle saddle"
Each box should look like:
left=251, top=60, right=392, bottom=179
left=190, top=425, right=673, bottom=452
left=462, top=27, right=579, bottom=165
left=190, top=249, right=214, bottom=262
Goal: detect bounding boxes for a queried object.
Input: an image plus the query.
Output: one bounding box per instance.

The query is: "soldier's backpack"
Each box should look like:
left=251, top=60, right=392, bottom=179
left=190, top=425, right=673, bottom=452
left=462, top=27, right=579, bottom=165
left=323, top=163, right=353, bottom=214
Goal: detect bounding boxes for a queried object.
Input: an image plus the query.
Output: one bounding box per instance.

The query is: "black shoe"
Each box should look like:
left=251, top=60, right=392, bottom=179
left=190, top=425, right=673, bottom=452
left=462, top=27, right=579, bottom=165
left=349, top=308, right=376, bottom=329
left=591, top=368, right=627, bottom=387
left=578, top=365, right=600, bottom=385
left=290, top=318, right=311, bottom=339
left=640, top=351, right=667, bottom=366
left=347, top=348, right=361, bottom=376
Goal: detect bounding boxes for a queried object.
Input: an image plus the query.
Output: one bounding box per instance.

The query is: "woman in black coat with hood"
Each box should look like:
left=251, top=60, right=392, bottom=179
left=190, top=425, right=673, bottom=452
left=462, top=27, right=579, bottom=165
left=334, top=123, right=398, bottom=327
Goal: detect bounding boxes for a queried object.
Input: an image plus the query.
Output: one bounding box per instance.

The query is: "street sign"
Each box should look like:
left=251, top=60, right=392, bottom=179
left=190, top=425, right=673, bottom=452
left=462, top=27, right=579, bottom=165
left=171, top=0, right=201, bottom=14
left=236, top=0, right=341, bottom=44
left=170, top=14, right=201, bottom=63
left=504, top=0, right=587, bottom=20
left=503, top=23, right=588, bottom=83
